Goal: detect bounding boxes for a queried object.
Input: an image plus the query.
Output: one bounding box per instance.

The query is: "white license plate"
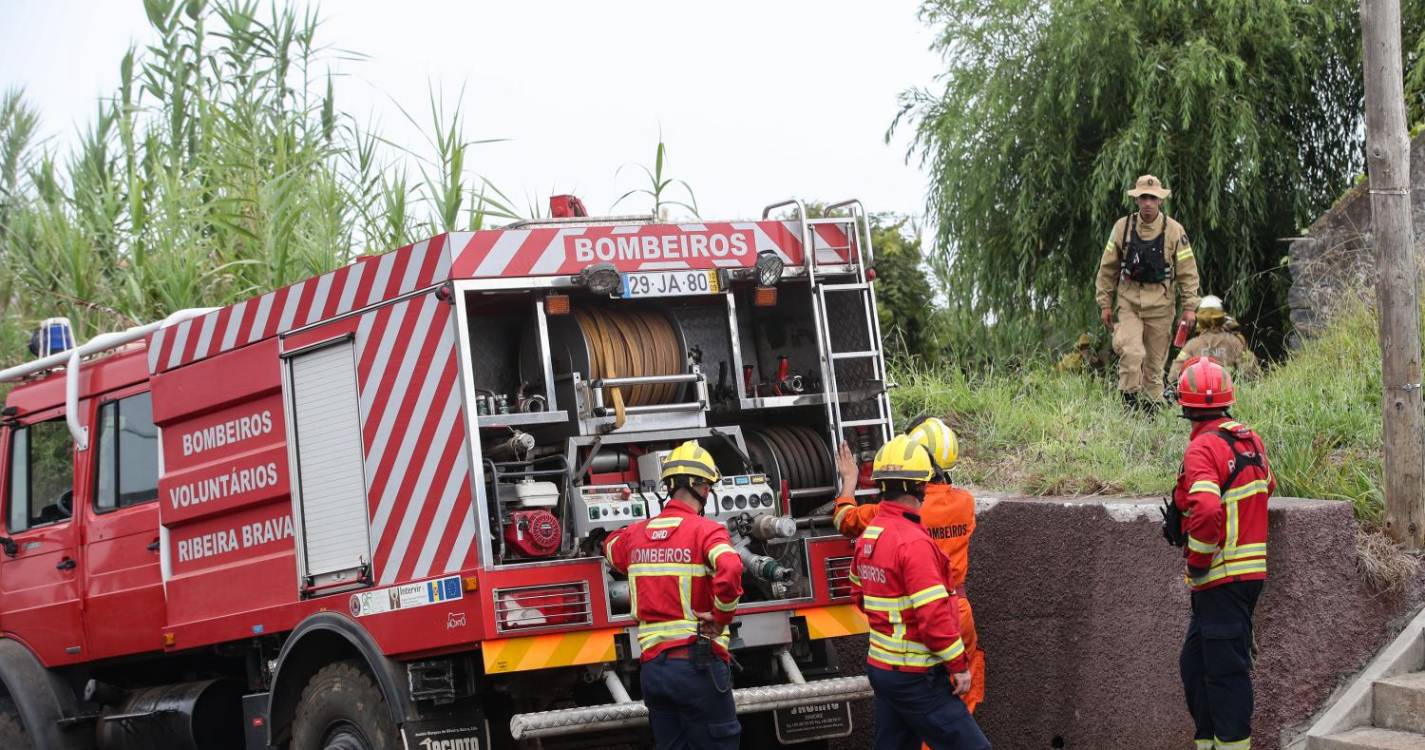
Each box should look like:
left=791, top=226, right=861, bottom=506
left=620, top=270, right=721, bottom=299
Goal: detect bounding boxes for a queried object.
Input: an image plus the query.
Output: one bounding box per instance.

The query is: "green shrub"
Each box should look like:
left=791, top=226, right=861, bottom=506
left=891, top=301, right=1388, bottom=520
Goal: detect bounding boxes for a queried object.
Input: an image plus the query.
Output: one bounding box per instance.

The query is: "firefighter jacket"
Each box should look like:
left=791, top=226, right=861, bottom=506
left=1054, top=347, right=1105, bottom=375
left=849, top=502, right=968, bottom=673
left=1172, top=418, right=1274, bottom=592
left=834, top=483, right=976, bottom=588
left=1095, top=212, right=1200, bottom=315
left=1168, top=330, right=1260, bottom=383
left=604, top=499, right=744, bottom=661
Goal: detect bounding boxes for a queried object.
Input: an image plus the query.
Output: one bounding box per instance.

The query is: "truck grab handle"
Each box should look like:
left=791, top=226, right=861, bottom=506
left=590, top=373, right=702, bottom=388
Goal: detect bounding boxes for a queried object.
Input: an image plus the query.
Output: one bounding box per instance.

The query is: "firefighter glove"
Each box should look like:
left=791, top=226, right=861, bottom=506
left=1160, top=498, right=1186, bottom=547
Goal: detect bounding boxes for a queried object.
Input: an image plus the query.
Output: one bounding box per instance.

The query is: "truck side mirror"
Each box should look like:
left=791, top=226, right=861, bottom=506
left=0, top=537, right=16, bottom=557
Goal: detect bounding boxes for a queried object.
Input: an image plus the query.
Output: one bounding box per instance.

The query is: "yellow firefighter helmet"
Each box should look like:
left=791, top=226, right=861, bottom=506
left=909, top=417, right=959, bottom=472
left=871, top=434, right=935, bottom=484
left=660, top=440, right=721, bottom=484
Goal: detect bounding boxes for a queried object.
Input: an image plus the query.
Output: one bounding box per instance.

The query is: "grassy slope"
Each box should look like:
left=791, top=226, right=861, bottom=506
left=890, top=304, right=1385, bottom=521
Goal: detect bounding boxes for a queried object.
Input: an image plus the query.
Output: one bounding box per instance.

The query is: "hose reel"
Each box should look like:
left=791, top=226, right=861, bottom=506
left=745, top=426, right=835, bottom=510
left=574, top=308, right=684, bottom=408
left=528, top=306, right=691, bottom=429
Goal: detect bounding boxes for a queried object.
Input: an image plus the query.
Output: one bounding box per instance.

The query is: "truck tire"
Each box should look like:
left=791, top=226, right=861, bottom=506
left=290, top=660, right=400, bottom=750
left=0, top=694, right=30, bottom=749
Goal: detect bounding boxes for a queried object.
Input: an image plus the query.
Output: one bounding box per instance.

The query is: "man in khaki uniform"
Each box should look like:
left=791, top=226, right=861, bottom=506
left=1167, top=295, right=1260, bottom=385
left=1095, top=174, right=1200, bottom=410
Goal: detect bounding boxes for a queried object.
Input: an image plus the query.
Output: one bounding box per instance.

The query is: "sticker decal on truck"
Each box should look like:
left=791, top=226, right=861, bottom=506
left=349, top=575, right=463, bottom=617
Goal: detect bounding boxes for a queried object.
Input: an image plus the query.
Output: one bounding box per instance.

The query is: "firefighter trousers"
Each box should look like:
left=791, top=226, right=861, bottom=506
left=1113, top=304, right=1174, bottom=398
left=1180, top=580, right=1263, bottom=750
left=958, top=596, right=985, bottom=715
left=867, top=665, right=991, bottom=750
left=641, top=652, right=740, bottom=750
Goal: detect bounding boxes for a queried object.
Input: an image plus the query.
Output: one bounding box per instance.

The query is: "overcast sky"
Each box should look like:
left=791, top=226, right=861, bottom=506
left=0, top=1, right=944, bottom=233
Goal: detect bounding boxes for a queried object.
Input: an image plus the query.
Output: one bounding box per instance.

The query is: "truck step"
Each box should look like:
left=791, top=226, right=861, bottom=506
left=510, top=675, right=872, bottom=740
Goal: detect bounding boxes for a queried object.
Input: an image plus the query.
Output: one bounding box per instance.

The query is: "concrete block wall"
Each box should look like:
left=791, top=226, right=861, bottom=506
left=832, top=495, right=1422, bottom=749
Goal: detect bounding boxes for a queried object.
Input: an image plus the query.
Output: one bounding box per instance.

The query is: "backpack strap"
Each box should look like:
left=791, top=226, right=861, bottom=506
left=1214, top=427, right=1264, bottom=489
left=1118, top=215, right=1135, bottom=276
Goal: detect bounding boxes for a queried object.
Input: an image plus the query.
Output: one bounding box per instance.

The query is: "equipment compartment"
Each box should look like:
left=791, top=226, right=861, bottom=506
left=731, top=283, right=826, bottom=405
left=464, top=293, right=564, bottom=426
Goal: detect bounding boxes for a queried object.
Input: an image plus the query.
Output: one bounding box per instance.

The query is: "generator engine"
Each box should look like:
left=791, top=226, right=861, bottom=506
left=504, top=509, right=561, bottom=558
left=500, top=478, right=562, bottom=558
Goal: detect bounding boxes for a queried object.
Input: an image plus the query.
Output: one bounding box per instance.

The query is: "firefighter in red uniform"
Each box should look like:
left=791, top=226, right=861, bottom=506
left=603, top=440, right=745, bottom=749
left=832, top=417, right=987, bottom=715
left=1162, top=357, right=1273, bottom=750
left=851, top=434, right=990, bottom=750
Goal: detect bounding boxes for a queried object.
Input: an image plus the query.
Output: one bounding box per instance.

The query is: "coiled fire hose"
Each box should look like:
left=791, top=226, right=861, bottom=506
left=573, top=308, right=683, bottom=429
left=746, top=426, right=835, bottom=493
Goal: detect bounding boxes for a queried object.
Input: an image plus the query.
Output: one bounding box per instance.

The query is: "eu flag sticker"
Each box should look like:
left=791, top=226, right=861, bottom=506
left=425, top=576, right=463, bottom=603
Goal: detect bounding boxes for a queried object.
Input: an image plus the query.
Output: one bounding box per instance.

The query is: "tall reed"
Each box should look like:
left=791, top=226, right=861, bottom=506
left=0, top=0, right=512, bottom=366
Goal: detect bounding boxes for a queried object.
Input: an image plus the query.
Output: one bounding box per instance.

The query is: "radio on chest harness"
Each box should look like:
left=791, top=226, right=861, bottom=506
left=1120, top=214, right=1172, bottom=283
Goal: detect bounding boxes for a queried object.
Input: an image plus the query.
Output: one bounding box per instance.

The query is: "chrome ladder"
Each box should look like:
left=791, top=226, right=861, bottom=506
left=763, top=199, right=894, bottom=496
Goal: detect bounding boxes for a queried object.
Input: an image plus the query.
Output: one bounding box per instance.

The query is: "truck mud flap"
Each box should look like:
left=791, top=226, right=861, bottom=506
left=508, top=675, right=871, bottom=741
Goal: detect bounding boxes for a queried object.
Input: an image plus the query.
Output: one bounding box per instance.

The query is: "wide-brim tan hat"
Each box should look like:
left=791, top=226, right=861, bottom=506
left=1126, top=174, right=1172, bottom=199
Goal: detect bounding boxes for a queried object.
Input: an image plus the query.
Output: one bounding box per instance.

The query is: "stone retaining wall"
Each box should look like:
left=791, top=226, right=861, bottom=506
left=1287, top=134, right=1425, bottom=343
left=831, top=495, right=1422, bottom=749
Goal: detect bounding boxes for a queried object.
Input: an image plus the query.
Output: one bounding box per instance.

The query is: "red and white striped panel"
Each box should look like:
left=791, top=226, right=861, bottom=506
left=445, top=220, right=853, bottom=278
left=147, top=236, right=452, bottom=374
left=355, top=293, right=477, bottom=584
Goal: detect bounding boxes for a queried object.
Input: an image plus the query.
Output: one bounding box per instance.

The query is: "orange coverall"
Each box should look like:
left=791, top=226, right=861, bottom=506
left=833, top=483, right=985, bottom=713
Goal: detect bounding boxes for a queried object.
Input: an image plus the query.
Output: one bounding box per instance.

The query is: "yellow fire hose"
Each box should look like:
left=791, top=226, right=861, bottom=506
left=573, top=308, right=683, bottom=429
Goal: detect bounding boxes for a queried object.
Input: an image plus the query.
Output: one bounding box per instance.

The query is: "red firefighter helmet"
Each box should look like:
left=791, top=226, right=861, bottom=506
left=1177, top=356, right=1234, bottom=409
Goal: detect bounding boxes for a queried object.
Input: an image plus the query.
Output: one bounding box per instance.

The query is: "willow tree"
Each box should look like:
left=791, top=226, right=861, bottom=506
left=897, top=0, right=1381, bottom=356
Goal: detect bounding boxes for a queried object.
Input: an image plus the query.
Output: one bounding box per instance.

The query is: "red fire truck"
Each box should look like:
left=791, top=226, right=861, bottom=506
left=0, top=198, right=893, bottom=750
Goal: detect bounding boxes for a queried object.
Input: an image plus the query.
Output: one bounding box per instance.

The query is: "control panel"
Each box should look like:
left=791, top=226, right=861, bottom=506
left=571, top=484, right=653, bottom=537
left=709, top=474, right=777, bottom=518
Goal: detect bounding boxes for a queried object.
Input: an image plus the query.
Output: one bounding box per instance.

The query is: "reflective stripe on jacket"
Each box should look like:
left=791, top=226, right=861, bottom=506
left=604, top=499, right=744, bottom=661
left=1173, top=418, right=1274, bottom=591
left=1168, top=330, right=1260, bottom=384
left=850, top=502, right=968, bottom=673
left=833, top=483, right=976, bottom=588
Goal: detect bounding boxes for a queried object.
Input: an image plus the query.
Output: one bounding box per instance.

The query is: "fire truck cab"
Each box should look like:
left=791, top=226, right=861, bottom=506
left=0, top=199, right=892, bottom=750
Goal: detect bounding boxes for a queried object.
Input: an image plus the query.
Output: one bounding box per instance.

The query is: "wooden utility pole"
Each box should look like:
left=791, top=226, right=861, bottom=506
left=1361, top=0, right=1425, bottom=548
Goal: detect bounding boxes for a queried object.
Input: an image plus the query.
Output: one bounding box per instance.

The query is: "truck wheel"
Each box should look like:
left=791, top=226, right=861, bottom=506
left=0, top=694, right=29, bottom=749
left=290, top=660, right=400, bottom=750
